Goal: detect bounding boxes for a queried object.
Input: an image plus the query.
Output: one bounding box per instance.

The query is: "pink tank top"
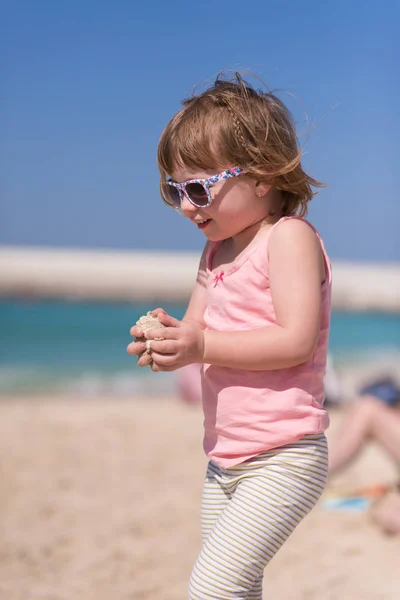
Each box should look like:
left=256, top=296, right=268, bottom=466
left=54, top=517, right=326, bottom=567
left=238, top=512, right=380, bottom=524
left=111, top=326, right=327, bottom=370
left=201, top=217, right=331, bottom=467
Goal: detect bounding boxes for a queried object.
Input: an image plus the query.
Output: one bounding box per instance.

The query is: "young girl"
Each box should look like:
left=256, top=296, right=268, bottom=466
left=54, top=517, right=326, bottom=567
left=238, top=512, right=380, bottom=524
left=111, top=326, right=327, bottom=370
left=128, top=72, right=331, bottom=599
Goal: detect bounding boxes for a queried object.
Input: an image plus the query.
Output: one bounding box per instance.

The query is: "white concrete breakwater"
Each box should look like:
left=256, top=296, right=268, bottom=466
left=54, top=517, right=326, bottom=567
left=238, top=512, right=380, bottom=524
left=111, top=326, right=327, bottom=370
left=1, top=246, right=400, bottom=312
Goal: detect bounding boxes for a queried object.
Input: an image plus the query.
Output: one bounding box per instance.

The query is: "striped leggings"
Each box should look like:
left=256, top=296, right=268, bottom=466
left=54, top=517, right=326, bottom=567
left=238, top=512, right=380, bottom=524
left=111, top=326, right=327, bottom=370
left=188, top=435, right=328, bottom=599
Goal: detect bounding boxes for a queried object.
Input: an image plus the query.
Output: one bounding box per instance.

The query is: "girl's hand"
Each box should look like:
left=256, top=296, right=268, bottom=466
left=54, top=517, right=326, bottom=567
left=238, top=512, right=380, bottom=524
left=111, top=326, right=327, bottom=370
left=135, top=312, right=205, bottom=372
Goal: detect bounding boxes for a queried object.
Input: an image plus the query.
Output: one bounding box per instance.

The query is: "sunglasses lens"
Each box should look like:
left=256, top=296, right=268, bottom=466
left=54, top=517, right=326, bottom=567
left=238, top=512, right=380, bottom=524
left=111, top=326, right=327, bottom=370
left=163, top=184, right=181, bottom=208
left=185, top=183, right=209, bottom=206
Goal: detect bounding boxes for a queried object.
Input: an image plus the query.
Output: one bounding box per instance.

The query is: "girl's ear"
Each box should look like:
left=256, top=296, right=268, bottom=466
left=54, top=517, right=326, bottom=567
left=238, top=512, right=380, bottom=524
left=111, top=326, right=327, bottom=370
left=255, top=181, right=271, bottom=197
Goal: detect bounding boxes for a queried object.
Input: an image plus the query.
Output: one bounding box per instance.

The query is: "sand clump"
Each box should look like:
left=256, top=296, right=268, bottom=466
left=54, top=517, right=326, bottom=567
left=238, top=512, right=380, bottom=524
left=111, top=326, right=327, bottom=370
left=135, top=312, right=166, bottom=360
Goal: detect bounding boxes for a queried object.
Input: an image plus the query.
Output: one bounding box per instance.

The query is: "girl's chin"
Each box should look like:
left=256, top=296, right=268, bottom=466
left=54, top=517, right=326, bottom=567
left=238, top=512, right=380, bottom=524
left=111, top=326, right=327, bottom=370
left=202, top=231, right=230, bottom=242
left=196, top=220, right=232, bottom=242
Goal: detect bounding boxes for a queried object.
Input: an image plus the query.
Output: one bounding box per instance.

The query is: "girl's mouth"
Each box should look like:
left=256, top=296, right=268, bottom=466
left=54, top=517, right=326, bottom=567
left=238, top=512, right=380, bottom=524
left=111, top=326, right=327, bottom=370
left=197, top=219, right=212, bottom=230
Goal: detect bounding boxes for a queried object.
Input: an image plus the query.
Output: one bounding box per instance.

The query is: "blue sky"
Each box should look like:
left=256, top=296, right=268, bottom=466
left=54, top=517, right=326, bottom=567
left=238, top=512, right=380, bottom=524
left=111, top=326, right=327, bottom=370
left=1, top=0, right=399, bottom=261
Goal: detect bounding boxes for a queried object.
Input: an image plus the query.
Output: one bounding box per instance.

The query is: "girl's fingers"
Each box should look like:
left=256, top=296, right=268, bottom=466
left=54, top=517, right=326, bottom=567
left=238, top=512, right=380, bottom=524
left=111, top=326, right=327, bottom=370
left=157, top=312, right=182, bottom=328
left=130, top=325, right=143, bottom=337
left=126, top=341, right=146, bottom=356
left=137, top=352, right=153, bottom=367
left=151, top=361, right=175, bottom=372
left=145, top=327, right=180, bottom=341
left=126, top=335, right=176, bottom=355
left=150, top=307, right=168, bottom=317
left=149, top=351, right=176, bottom=366
left=145, top=339, right=176, bottom=354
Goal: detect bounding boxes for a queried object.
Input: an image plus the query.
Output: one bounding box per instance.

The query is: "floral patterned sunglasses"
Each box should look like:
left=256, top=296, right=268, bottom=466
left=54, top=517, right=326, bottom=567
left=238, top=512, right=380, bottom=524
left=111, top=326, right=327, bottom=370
left=162, top=167, right=244, bottom=209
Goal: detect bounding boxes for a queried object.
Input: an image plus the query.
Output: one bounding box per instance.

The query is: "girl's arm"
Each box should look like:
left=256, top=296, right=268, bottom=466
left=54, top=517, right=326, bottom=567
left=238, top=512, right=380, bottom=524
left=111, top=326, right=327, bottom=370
left=202, top=219, right=326, bottom=370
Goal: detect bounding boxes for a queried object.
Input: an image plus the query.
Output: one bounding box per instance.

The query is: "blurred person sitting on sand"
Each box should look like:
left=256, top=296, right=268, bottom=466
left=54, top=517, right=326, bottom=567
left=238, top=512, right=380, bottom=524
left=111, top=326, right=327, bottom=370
left=328, top=376, right=400, bottom=535
left=128, top=72, right=331, bottom=599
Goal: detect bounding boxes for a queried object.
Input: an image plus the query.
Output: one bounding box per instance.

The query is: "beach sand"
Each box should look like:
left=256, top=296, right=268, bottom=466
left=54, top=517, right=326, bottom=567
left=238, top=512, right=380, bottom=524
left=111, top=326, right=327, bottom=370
left=0, top=395, right=399, bottom=600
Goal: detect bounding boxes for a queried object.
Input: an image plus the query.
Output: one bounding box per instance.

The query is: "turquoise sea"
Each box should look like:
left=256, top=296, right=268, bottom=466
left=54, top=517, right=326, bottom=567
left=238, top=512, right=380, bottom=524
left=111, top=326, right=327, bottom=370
left=1, top=300, right=399, bottom=396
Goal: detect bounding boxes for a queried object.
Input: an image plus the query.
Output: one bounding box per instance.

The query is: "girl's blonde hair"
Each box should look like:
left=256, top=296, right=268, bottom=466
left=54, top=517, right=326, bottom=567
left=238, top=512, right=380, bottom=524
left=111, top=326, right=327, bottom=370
left=158, top=72, right=324, bottom=216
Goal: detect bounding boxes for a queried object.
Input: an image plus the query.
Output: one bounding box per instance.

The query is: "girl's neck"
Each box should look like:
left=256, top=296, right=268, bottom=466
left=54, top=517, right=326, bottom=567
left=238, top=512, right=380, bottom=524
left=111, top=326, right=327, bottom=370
left=230, top=213, right=281, bottom=255
left=229, top=188, right=283, bottom=253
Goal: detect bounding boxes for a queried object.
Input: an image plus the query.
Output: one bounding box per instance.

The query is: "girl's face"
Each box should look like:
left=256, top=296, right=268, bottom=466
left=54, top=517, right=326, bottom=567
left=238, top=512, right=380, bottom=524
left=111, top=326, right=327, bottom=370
left=170, top=165, right=273, bottom=242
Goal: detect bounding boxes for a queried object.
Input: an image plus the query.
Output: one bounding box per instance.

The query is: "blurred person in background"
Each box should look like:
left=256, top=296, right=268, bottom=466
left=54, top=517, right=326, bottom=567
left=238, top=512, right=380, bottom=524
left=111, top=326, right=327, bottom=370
left=328, top=376, right=400, bottom=473
left=328, top=376, right=400, bottom=535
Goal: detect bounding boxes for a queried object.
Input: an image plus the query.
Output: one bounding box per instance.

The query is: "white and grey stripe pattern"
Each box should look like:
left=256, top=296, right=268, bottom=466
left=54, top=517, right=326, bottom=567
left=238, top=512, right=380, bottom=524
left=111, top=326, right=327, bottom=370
left=188, top=434, right=328, bottom=600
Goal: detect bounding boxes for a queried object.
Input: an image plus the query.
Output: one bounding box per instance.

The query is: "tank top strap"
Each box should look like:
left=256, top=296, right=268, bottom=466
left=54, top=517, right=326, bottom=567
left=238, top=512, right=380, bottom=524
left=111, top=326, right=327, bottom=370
left=267, top=216, right=332, bottom=285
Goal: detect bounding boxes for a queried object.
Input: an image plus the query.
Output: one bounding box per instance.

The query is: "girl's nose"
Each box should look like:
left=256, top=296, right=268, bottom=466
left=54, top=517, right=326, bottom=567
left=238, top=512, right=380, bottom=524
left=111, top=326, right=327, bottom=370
left=180, top=193, right=198, bottom=216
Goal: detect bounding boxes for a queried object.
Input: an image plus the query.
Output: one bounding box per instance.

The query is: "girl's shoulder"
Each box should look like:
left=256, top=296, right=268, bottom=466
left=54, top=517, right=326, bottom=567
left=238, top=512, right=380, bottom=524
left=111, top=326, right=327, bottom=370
left=268, top=217, right=329, bottom=285
left=268, top=216, right=322, bottom=243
